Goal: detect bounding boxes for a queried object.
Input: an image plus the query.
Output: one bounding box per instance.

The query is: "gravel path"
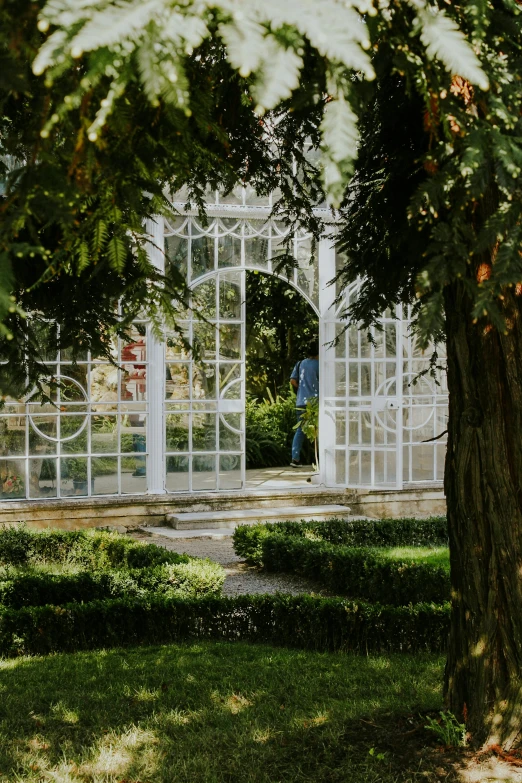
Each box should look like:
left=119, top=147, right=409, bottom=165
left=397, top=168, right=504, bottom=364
left=132, top=532, right=329, bottom=597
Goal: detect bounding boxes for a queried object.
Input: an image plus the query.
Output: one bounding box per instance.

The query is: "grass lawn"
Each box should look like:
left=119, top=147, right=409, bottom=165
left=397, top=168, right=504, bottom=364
left=376, top=547, right=450, bottom=570
left=0, top=642, right=445, bottom=783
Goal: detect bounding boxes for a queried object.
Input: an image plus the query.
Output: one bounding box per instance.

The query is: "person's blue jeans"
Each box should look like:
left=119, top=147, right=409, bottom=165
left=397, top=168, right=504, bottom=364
left=292, top=408, right=306, bottom=462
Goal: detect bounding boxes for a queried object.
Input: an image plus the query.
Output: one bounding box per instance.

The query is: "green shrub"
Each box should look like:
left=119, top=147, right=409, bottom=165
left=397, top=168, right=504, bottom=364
left=0, top=594, right=450, bottom=658
left=0, top=526, right=225, bottom=608
left=0, top=560, right=224, bottom=609
left=0, top=525, right=189, bottom=569
left=260, top=535, right=449, bottom=605
left=245, top=394, right=314, bottom=468
left=233, top=517, right=448, bottom=564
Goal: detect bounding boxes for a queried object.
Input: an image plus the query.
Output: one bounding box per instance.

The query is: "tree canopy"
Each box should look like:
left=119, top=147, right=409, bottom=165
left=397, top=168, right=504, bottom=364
left=0, top=0, right=488, bottom=393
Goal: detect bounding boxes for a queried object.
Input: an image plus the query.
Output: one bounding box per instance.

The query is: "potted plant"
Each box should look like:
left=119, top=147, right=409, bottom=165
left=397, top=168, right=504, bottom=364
left=0, top=471, right=24, bottom=498
left=65, top=459, right=93, bottom=493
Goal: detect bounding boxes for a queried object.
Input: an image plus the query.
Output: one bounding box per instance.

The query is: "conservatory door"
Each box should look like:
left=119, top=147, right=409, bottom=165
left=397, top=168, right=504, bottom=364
left=164, top=270, right=246, bottom=492
left=322, top=292, right=402, bottom=489
left=321, top=276, right=448, bottom=489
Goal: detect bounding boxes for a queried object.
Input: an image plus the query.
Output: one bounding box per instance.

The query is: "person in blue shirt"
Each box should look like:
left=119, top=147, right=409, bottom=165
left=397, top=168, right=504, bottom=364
left=289, top=341, right=319, bottom=467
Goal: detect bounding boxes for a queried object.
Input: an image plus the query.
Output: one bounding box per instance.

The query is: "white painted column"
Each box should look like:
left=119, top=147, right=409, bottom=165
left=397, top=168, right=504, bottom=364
left=318, top=235, right=337, bottom=488
left=145, top=216, right=166, bottom=495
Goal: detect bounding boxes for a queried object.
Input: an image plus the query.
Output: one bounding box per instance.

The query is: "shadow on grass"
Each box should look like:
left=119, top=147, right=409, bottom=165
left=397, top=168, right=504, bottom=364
left=0, top=641, right=451, bottom=783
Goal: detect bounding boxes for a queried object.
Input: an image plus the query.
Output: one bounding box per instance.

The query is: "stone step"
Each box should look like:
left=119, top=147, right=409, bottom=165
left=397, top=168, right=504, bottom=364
left=164, top=504, right=352, bottom=530
left=138, top=526, right=235, bottom=539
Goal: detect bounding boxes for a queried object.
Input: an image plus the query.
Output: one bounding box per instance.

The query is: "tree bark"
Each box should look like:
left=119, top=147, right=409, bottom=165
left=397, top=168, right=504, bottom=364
left=444, top=279, right=522, bottom=749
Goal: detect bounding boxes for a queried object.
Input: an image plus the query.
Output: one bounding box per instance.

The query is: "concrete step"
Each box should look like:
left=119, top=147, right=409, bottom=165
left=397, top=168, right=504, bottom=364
left=164, top=504, right=352, bottom=530
left=138, top=526, right=235, bottom=539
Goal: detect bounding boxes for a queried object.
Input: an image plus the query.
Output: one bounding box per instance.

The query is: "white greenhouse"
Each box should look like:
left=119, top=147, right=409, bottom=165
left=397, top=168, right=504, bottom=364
left=0, top=190, right=448, bottom=508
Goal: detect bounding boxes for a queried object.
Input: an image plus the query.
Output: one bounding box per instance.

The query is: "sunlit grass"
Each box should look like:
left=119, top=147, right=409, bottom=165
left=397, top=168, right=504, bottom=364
left=376, top=546, right=450, bottom=570
left=0, top=641, right=444, bottom=783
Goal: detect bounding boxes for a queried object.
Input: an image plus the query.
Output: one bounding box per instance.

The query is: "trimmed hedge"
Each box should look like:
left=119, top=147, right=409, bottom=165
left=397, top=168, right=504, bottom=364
left=0, top=594, right=450, bottom=657
left=0, top=560, right=224, bottom=608
left=233, top=517, right=448, bottom=565
left=0, top=526, right=188, bottom=569
left=259, top=534, right=449, bottom=605
left=0, top=526, right=225, bottom=607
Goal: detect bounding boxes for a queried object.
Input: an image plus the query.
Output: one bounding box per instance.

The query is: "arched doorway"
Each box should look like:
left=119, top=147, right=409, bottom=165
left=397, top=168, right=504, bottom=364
left=162, top=215, right=320, bottom=493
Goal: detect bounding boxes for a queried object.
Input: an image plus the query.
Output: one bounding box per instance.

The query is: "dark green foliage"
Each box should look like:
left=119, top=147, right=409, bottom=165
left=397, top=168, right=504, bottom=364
left=233, top=517, right=448, bottom=564
left=245, top=394, right=314, bottom=468
left=245, top=271, right=319, bottom=399
left=260, top=535, right=449, bottom=605
left=0, top=593, right=450, bottom=658
left=0, top=561, right=224, bottom=609
left=0, top=1, right=326, bottom=392
left=0, top=525, right=189, bottom=569
left=0, top=526, right=224, bottom=607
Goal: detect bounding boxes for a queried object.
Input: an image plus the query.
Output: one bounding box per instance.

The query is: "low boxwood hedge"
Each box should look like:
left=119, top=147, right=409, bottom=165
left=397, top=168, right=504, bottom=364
left=233, top=517, right=448, bottom=565
left=259, top=534, right=449, bottom=605
left=0, top=593, right=450, bottom=657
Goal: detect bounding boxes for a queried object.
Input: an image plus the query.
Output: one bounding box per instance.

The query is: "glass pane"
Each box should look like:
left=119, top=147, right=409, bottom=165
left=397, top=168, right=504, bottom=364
left=348, top=411, right=359, bottom=445
left=192, top=413, right=216, bottom=451
left=193, top=322, right=216, bottom=360
left=217, top=235, right=241, bottom=268
left=29, top=417, right=57, bottom=455
left=91, top=415, right=118, bottom=453
left=219, top=185, right=243, bottom=205
left=219, top=324, right=241, bottom=360
left=436, top=445, right=445, bottom=481
left=92, top=457, right=118, bottom=495
left=360, top=451, right=372, bottom=484
left=193, top=363, right=216, bottom=400
left=245, top=235, right=269, bottom=269
left=335, top=364, right=346, bottom=397
left=348, top=327, right=358, bottom=359
left=166, top=455, right=189, bottom=492
left=120, top=367, right=147, bottom=404
left=361, top=412, right=372, bottom=445
left=360, top=364, right=371, bottom=396
left=121, top=415, right=146, bottom=456
left=411, top=445, right=435, bottom=482
left=165, top=235, right=188, bottom=281
left=220, top=364, right=241, bottom=397
left=335, top=450, right=346, bottom=485
left=61, top=421, right=89, bottom=454
left=219, top=454, right=242, bottom=489
left=166, top=413, right=189, bottom=452
left=165, top=329, right=189, bottom=362
left=0, top=459, right=25, bottom=499
left=335, top=325, right=346, bottom=358
left=244, top=185, right=269, bottom=206
left=90, top=365, right=119, bottom=403
left=60, top=415, right=88, bottom=443
left=219, top=414, right=241, bottom=451
left=385, top=323, right=397, bottom=357
left=348, top=450, right=360, bottom=484
left=335, top=410, right=346, bottom=446
left=0, top=418, right=25, bottom=456
left=193, top=278, right=216, bottom=319
left=349, top=363, right=358, bottom=395
left=192, top=455, right=216, bottom=491
left=60, top=457, right=89, bottom=497
left=219, top=272, right=242, bottom=320
left=29, top=458, right=57, bottom=498
left=121, top=456, right=147, bottom=493
left=166, top=363, right=191, bottom=401
left=191, top=235, right=214, bottom=279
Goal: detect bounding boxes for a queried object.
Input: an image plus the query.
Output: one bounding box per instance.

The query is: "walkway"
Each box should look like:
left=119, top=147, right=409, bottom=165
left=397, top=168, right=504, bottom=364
left=132, top=532, right=329, bottom=597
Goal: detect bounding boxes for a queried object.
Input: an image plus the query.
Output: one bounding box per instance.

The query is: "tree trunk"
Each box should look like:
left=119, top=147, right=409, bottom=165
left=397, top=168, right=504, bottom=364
left=444, top=279, right=522, bottom=749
